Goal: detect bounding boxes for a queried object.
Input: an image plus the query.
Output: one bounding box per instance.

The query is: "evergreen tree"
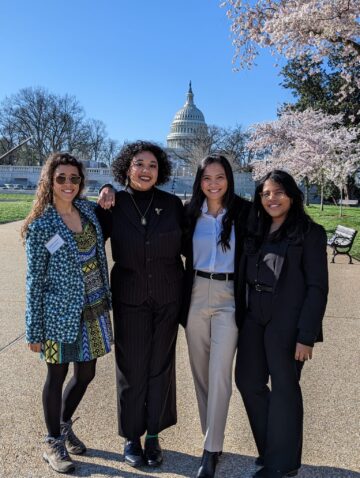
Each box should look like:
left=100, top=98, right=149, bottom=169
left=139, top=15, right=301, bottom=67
left=280, top=55, right=360, bottom=126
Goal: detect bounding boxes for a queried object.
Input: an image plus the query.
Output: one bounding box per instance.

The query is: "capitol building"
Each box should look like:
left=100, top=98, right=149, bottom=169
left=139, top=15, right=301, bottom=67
left=164, top=82, right=254, bottom=197
left=167, top=81, right=207, bottom=150
left=0, top=83, right=254, bottom=197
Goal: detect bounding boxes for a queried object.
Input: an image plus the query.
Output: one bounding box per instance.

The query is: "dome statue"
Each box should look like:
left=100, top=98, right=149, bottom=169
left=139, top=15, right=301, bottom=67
left=167, top=82, right=207, bottom=150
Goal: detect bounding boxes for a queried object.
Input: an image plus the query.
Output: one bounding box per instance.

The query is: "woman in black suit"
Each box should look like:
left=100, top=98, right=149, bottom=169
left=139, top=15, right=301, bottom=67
left=96, top=141, right=183, bottom=468
left=235, top=170, right=328, bottom=478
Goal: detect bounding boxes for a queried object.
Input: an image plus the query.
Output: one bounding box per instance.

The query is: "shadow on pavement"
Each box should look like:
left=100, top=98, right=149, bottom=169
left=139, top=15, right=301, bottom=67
left=59, top=449, right=360, bottom=477
left=70, top=448, right=198, bottom=477
left=298, top=465, right=360, bottom=477
left=222, top=452, right=360, bottom=477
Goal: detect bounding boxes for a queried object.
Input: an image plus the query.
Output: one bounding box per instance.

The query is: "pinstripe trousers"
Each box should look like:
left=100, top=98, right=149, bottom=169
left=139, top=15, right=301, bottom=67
left=185, top=275, right=238, bottom=452
left=113, top=297, right=179, bottom=439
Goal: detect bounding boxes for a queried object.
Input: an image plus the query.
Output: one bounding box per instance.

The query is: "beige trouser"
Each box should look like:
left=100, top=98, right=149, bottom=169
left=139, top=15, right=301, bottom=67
left=185, top=275, right=238, bottom=452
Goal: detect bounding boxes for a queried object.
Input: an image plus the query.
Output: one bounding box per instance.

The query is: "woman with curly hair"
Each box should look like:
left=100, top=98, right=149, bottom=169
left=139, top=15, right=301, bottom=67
left=235, top=170, right=328, bottom=478
left=97, top=140, right=184, bottom=468
left=22, top=152, right=112, bottom=473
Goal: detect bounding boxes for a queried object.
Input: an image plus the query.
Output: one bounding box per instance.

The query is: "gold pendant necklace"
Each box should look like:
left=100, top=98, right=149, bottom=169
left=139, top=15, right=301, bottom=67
left=128, top=190, right=154, bottom=226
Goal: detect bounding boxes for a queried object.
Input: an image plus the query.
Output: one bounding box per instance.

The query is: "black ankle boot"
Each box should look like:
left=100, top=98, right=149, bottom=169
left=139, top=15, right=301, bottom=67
left=196, top=450, right=221, bottom=478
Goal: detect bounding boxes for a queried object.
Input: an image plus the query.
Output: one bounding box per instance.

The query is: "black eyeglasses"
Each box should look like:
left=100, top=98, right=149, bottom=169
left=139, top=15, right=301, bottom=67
left=54, top=175, right=82, bottom=185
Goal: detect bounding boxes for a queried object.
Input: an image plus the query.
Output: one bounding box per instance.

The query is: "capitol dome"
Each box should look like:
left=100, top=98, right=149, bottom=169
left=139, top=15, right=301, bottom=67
left=167, top=82, right=207, bottom=150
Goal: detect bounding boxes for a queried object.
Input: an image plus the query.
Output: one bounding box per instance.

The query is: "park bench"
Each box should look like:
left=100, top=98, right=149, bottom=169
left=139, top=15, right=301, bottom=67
left=327, top=225, right=358, bottom=264
left=337, top=199, right=359, bottom=207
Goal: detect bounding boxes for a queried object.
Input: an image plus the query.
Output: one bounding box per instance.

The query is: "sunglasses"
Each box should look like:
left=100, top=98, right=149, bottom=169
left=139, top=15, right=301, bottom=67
left=54, top=175, right=82, bottom=185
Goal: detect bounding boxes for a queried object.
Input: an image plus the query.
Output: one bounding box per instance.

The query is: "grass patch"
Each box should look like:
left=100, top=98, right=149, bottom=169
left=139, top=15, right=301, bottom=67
left=306, top=205, right=360, bottom=261
left=0, top=193, right=34, bottom=224
left=0, top=201, right=32, bottom=223
left=0, top=193, right=97, bottom=225
left=0, top=193, right=34, bottom=202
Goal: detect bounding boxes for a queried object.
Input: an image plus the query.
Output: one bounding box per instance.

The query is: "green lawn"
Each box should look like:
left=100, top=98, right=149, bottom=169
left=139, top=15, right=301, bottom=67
left=0, top=194, right=359, bottom=260
left=306, top=205, right=360, bottom=261
left=0, top=193, right=34, bottom=202
left=0, top=193, right=98, bottom=225
left=0, top=193, right=34, bottom=224
left=0, top=201, right=33, bottom=223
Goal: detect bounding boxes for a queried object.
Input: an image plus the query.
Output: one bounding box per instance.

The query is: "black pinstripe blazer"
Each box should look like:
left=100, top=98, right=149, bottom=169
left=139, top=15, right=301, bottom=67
left=96, top=188, right=184, bottom=306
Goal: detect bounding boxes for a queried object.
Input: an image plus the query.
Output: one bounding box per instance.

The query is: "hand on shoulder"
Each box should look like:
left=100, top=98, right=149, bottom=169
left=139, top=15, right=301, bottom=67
left=98, top=186, right=116, bottom=209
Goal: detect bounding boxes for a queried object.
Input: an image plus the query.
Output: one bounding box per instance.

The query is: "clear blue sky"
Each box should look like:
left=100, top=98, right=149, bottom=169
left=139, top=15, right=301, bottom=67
left=0, top=0, right=294, bottom=146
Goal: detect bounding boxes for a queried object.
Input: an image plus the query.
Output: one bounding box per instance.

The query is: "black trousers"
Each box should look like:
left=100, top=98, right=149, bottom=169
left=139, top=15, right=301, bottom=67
left=235, top=317, right=304, bottom=472
left=113, top=297, right=179, bottom=439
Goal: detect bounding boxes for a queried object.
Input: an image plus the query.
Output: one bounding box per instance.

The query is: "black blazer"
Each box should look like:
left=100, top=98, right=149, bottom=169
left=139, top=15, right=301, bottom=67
left=96, top=188, right=184, bottom=306
left=180, top=195, right=251, bottom=328
left=238, top=222, right=329, bottom=346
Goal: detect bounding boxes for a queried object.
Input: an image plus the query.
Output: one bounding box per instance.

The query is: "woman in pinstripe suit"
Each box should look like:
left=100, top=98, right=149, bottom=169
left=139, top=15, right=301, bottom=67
left=97, top=141, right=184, bottom=469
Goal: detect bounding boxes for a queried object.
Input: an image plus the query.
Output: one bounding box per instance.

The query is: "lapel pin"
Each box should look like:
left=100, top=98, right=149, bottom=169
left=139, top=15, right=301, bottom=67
left=155, top=208, right=163, bottom=215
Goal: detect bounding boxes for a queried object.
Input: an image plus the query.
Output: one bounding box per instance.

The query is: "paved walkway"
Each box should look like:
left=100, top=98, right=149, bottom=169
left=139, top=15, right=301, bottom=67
left=0, top=221, right=359, bottom=478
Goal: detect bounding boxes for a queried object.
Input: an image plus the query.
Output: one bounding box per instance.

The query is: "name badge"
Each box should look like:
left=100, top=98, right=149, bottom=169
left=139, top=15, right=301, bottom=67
left=45, top=234, right=65, bottom=254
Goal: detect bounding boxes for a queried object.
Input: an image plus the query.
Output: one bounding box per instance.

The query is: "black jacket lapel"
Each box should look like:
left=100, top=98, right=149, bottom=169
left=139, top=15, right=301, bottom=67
left=273, top=240, right=289, bottom=292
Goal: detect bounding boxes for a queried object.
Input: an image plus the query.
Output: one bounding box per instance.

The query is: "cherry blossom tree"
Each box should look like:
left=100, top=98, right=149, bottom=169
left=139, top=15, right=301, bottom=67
left=221, top=0, right=360, bottom=89
left=249, top=108, right=360, bottom=212
left=325, top=127, right=360, bottom=215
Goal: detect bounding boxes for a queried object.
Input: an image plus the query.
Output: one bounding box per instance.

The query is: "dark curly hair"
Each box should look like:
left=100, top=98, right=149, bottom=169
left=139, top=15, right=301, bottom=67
left=185, top=154, right=236, bottom=251
left=111, top=140, right=172, bottom=186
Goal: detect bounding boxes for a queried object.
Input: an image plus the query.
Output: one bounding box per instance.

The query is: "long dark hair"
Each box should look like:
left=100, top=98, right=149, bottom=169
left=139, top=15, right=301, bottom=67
left=245, top=169, right=313, bottom=253
left=185, top=154, right=236, bottom=251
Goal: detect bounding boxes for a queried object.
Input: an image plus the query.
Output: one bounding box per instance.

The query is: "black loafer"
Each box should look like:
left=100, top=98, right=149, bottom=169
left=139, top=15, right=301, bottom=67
left=124, top=438, right=144, bottom=467
left=144, top=437, right=163, bottom=467
left=253, top=466, right=298, bottom=478
left=196, top=450, right=221, bottom=478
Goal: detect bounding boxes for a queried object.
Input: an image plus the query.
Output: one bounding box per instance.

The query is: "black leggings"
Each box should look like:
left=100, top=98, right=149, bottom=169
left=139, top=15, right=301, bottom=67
left=42, top=360, right=96, bottom=437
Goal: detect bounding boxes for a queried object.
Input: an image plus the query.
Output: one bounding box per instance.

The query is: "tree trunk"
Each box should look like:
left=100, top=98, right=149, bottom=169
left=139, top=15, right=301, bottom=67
left=339, top=187, right=343, bottom=217
left=304, top=177, right=310, bottom=206
left=320, top=182, right=324, bottom=211
left=345, top=180, right=350, bottom=201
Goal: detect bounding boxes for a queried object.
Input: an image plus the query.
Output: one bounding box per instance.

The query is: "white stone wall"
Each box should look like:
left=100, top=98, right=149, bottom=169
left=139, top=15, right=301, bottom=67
left=0, top=165, right=114, bottom=190
left=0, top=165, right=256, bottom=199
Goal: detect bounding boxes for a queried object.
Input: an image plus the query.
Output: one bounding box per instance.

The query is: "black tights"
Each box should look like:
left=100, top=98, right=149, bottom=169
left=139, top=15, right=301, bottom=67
left=42, top=360, right=96, bottom=437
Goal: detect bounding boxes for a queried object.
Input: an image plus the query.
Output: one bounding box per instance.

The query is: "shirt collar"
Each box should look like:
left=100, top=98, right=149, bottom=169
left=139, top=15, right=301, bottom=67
left=201, top=199, right=209, bottom=214
left=201, top=199, right=226, bottom=217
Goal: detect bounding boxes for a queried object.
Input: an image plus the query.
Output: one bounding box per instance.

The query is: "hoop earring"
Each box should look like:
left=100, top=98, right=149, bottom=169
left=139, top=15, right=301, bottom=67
left=125, top=176, right=129, bottom=187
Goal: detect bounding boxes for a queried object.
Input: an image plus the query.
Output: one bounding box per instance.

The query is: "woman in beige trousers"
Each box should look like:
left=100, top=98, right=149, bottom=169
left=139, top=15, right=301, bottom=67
left=180, top=155, right=251, bottom=478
